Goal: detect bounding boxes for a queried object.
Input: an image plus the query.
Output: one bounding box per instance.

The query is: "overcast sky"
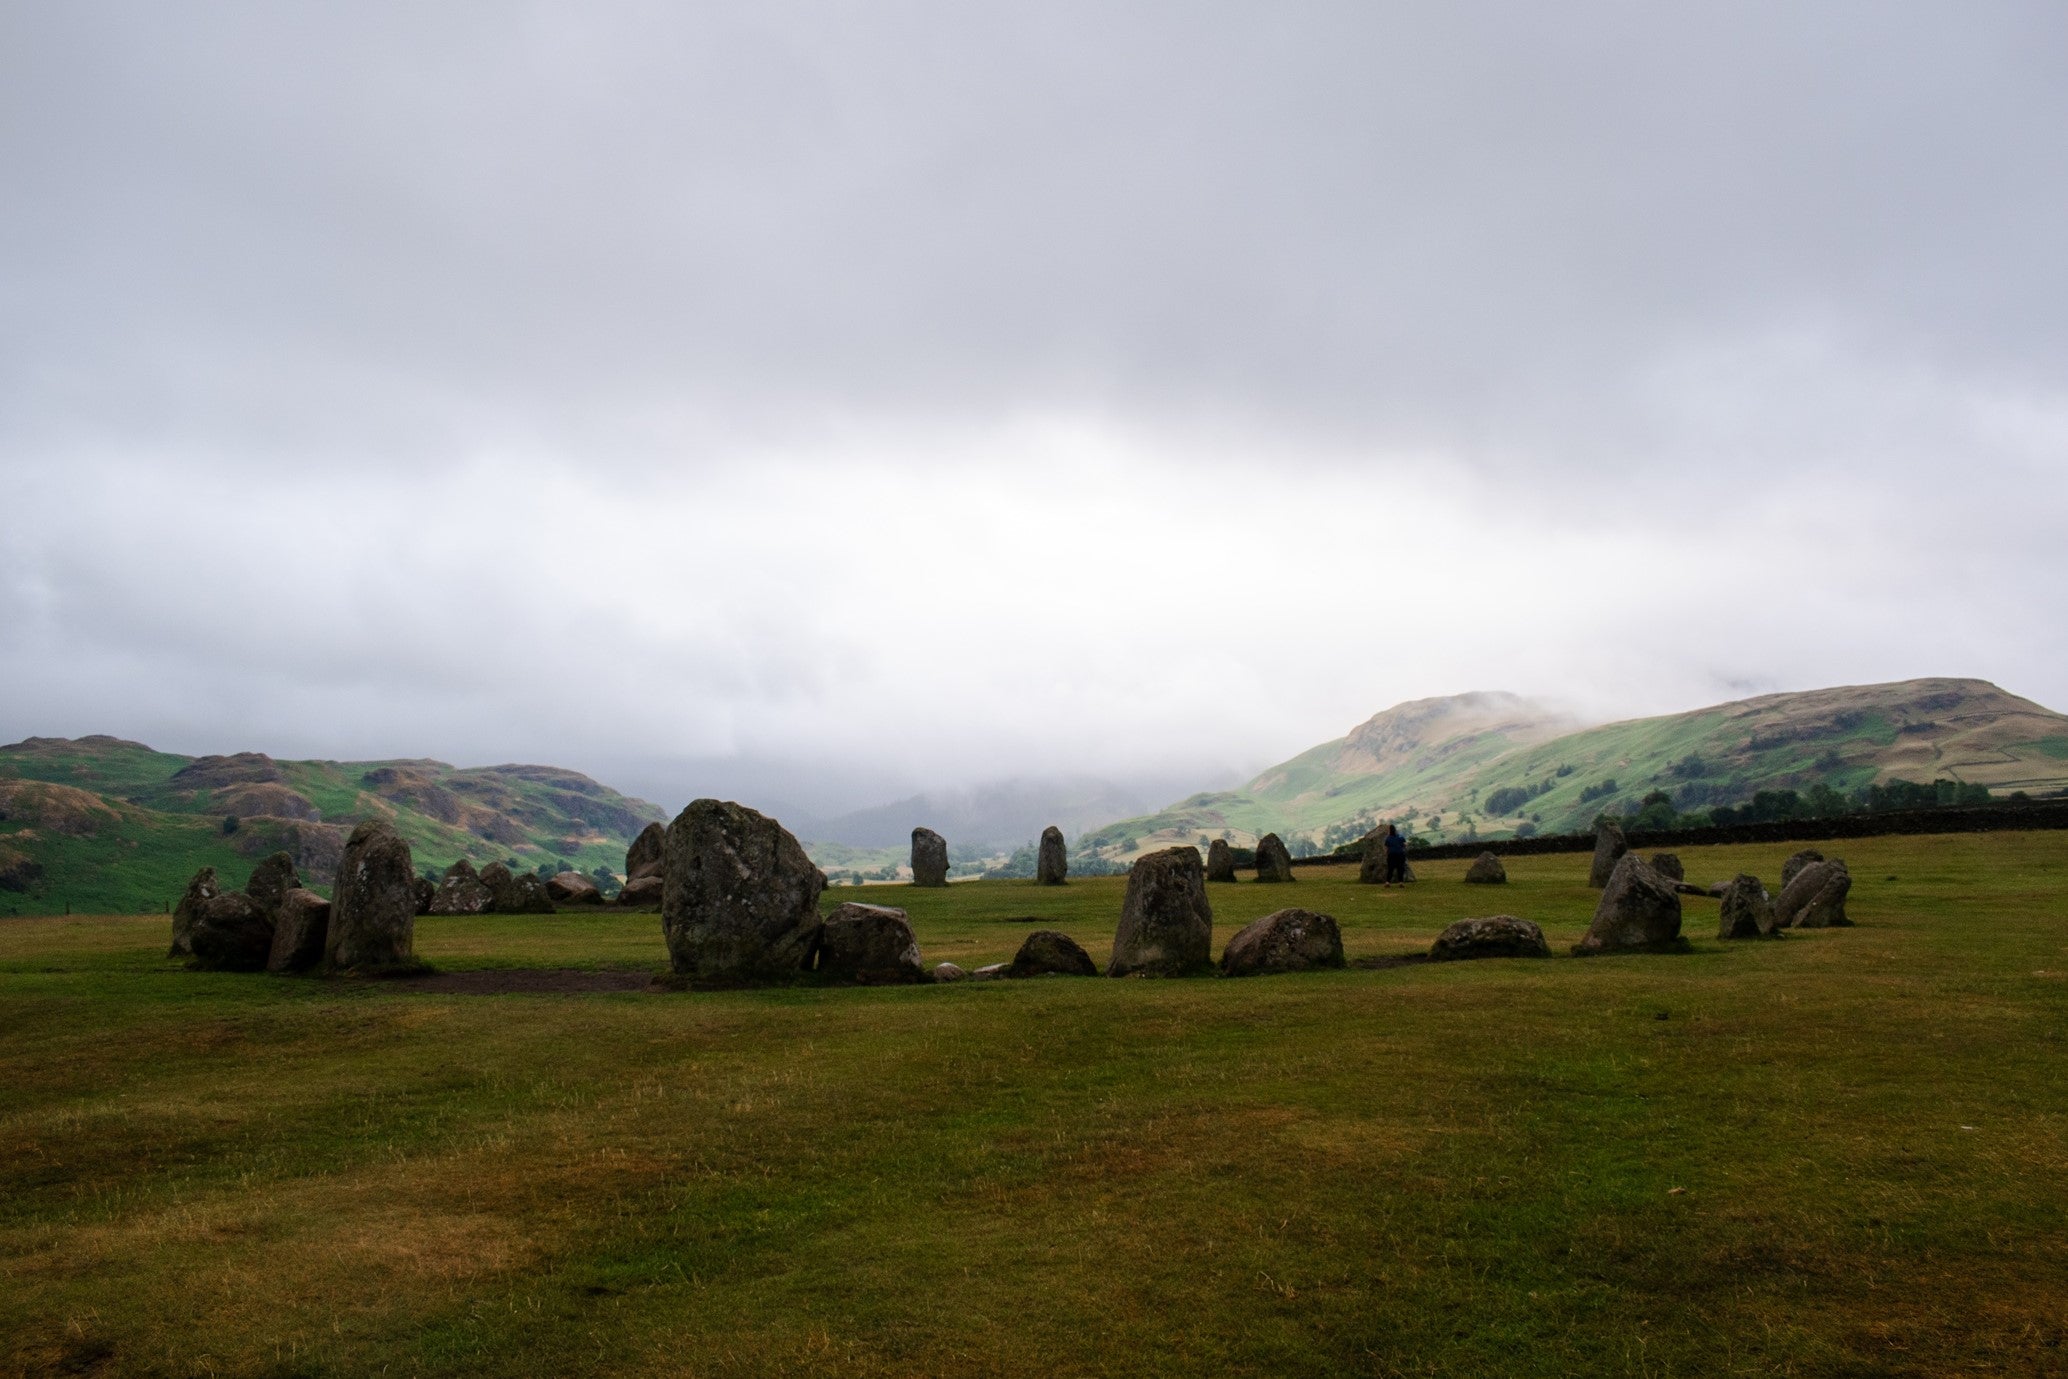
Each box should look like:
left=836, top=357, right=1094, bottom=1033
left=4, top=1, right=2066, bottom=817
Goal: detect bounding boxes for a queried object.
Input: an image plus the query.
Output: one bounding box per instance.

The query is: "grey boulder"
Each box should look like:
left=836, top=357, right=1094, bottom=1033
left=1716, top=874, right=1780, bottom=940
left=267, top=887, right=333, bottom=973
left=661, top=798, right=827, bottom=984
left=1219, top=908, right=1344, bottom=976
left=910, top=827, right=949, bottom=888
left=626, top=821, right=667, bottom=881
left=1780, top=849, right=1826, bottom=890
left=1574, top=854, right=1687, bottom=955
left=188, top=891, right=276, bottom=971
left=328, top=819, right=420, bottom=972
left=546, top=871, right=601, bottom=904
left=1588, top=819, right=1629, bottom=888
left=1649, top=852, right=1685, bottom=882
left=816, top=901, right=926, bottom=984
left=1036, top=825, right=1068, bottom=885
left=1206, top=838, right=1237, bottom=883
left=429, top=859, right=493, bottom=915
left=1009, top=929, right=1099, bottom=977
left=243, top=852, right=302, bottom=922
left=1108, top=846, right=1214, bottom=977
left=1253, top=833, right=1295, bottom=883
left=1776, top=858, right=1852, bottom=929
left=169, top=866, right=222, bottom=958
left=1430, top=915, right=1552, bottom=961
left=1464, top=852, right=1508, bottom=885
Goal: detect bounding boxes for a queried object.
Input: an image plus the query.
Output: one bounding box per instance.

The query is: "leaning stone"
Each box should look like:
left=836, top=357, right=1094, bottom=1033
left=189, top=891, right=276, bottom=971
left=1588, top=819, right=1629, bottom=888
left=1649, top=852, right=1685, bottom=882
left=1717, top=874, right=1780, bottom=940
left=243, top=852, right=302, bottom=922
left=430, top=859, right=493, bottom=915
left=1464, top=852, right=1507, bottom=885
left=1036, top=826, right=1068, bottom=885
left=1220, top=908, right=1344, bottom=977
left=267, top=887, right=332, bottom=973
left=1253, top=833, right=1295, bottom=883
left=328, top=819, right=420, bottom=972
left=661, top=799, right=826, bottom=983
left=546, top=871, right=601, bottom=904
left=1206, top=838, right=1237, bottom=883
left=816, top=902, right=926, bottom=984
left=626, top=821, right=667, bottom=881
left=1780, top=849, right=1826, bottom=890
left=1108, top=847, right=1214, bottom=977
left=1430, top=915, right=1552, bottom=961
left=910, top=827, right=949, bottom=888
left=169, top=866, right=222, bottom=957
left=617, top=875, right=663, bottom=907
left=1776, top=859, right=1852, bottom=929
left=932, top=961, right=968, bottom=982
left=1574, top=854, right=1686, bottom=955
left=1008, top=929, right=1098, bottom=978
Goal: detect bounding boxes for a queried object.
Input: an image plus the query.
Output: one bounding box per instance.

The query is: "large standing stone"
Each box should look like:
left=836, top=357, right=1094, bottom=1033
left=1358, top=834, right=1385, bottom=885
left=244, top=852, right=302, bottom=922
left=1464, top=852, right=1508, bottom=885
left=911, top=827, right=949, bottom=888
left=1008, top=929, right=1098, bottom=978
left=327, top=819, right=419, bottom=972
left=1206, top=838, right=1237, bottom=883
left=546, top=871, right=601, bottom=904
left=188, top=891, right=276, bottom=971
left=1574, top=853, right=1686, bottom=955
left=1108, top=847, right=1214, bottom=977
left=429, top=859, right=493, bottom=915
left=267, top=888, right=332, bottom=972
left=1036, top=826, right=1068, bottom=886
left=1588, top=819, right=1629, bottom=888
left=1649, top=853, right=1685, bottom=882
left=816, top=902, right=926, bottom=984
left=1776, top=858, right=1852, bottom=929
left=1430, top=915, right=1552, bottom=961
left=626, top=821, right=667, bottom=881
left=1780, top=849, right=1826, bottom=890
left=1254, top=833, right=1295, bottom=883
left=169, top=866, right=222, bottom=957
left=1219, top=908, right=1344, bottom=976
left=661, top=799, right=827, bottom=983
left=1716, top=874, right=1780, bottom=940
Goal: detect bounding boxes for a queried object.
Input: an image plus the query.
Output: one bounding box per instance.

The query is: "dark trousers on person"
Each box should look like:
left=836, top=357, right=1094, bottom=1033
left=1385, top=854, right=1407, bottom=884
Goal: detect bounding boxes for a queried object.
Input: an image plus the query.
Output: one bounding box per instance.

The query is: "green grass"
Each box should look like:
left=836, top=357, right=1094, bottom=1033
left=3, top=833, right=2066, bottom=1376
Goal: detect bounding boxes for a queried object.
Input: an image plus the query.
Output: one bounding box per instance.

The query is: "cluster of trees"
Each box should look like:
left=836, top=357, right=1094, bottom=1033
left=1482, top=778, right=1556, bottom=816
left=1614, top=777, right=2008, bottom=832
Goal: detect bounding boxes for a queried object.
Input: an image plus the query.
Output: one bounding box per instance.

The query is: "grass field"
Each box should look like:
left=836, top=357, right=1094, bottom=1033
left=3, top=833, right=2065, bottom=1377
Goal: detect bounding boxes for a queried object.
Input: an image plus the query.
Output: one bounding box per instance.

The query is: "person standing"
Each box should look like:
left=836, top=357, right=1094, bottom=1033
left=1383, top=823, right=1409, bottom=886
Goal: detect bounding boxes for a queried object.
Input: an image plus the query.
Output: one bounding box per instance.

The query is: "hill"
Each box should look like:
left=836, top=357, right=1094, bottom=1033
left=0, top=736, right=667, bottom=915
left=1079, top=678, right=2068, bottom=858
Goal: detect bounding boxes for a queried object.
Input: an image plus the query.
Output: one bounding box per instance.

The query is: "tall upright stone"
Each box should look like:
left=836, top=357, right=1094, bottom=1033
left=911, top=827, right=949, bottom=888
left=1254, top=833, right=1295, bottom=883
left=1107, top=846, right=1213, bottom=977
left=1717, top=874, right=1780, bottom=940
left=327, top=819, right=419, bottom=972
left=244, top=852, right=302, bottom=922
left=626, top=821, right=667, bottom=881
left=1206, top=838, right=1237, bottom=883
left=1574, top=853, right=1686, bottom=955
left=661, top=799, right=827, bottom=984
left=267, top=888, right=332, bottom=972
left=1588, top=818, right=1629, bottom=888
left=169, top=866, right=222, bottom=957
left=1357, top=833, right=1386, bottom=886
left=1036, top=826, right=1068, bottom=886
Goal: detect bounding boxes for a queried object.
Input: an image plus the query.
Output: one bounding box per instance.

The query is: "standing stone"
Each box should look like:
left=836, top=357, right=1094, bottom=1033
left=1108, top=847, right=1214, bottom=977
left=1780, top=849, right=1826, bottom=890
left=1574, top=853, right=1686, bottom=955
left=1036, top=826, right=1069, bottom=886
left=1588, top=819, right=1629, bottom=888
left=1464, top=852, right=1508, bottom=884
left=661, top=798, right=827, bottom=984
left=1219, top=908, right=1344, bottom=976
left=327, top=819, right=419, bottom=972
left=816, top=902, right=926, bottom=984
left=169, top=866, right=222, bottom=957
left=1254, top=833, right=1295, bottom=883
left=626, top=821, right=667, bottom=881
left=244, top=852, right=302, bottom=922
left=1206, top=838, right=1237, bottom=883
left=1717, top=874, right=1780, bottom=940
left=911, top=827, right=950, bottom=888
left=617, top=875, right=663, bottom=907
left=1649, top=853, right=1685, bottom=882
left=1008, top=929, right=1099, bottom=978
left=1430, top=915, right=1552, bottom=961
left=188, top=892, right=276, bottom=971
left=546, top=871, right=601, bottom=904
left=429, top=859, right=493, bottom=915
left=413, top=876, right=435, bottom=915
left=1358, top=834, right=1385, bottom=886
left=267, top=888, right=332, bottom=972
left=1776, top=858, right=1853, bottom=929
left=480, top=862, right=555, bottom=915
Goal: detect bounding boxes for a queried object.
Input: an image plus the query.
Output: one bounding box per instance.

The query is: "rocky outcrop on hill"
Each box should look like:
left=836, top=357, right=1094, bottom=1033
left=815, top=902, right=926, bottom=984
left=661, top=799, right=826, bottom=984
left=1430, top=915, right=1551, bottom=961
left=1037, top=826, right=1068, bottom=885
left=911, top=827, right=949, bottom=888
left=328, top=820, right=419, bottom=971
left=1108, top=847, right=1213, bottom=977
left=1254, top=833, right=1294, bottom=883
left=1219, top=908, right=1344, bottom=976
left=1575, top=854, right=1686, bottom=955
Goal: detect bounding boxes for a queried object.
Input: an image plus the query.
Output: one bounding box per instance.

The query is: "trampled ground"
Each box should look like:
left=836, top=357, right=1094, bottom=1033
left=3, top=834, right=2065, bottom=1377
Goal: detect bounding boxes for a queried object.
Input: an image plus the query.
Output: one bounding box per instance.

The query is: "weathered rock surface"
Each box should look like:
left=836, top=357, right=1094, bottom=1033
left=479, top=862, right=555, bottom=915
left=1430, top=915, right=1552, bottom=961
left=1008, top=929, right=1098, bottom=978
left=1574, top=854, right=1687, bottom=955
left=169, top=866, right=222, bottom=957
left=1781, top=849, right=1826, bottom=890
left=429, top=859, right=493, bottom=915
left=617, top=875, right=663, bottom=907
left=1108, top=847, right=1214, bottom=977
left=546, top=871, right=601, bottom=904
left=1776, top=858, right=1853, bottom=929
left=816, top=902, right=926, bottom=984
left=1464, top=852, right=1508, bottom=884
left=1254, top=833, right=1294, bottom=883
left=1206, top=838, right=1237, bottom=883
left=188, top=891, right=276, bottom=971
left=1358, top=835, right=1386, bottom=885
left=911, top=827, right=949, bottom=888
left=932, top=961, right=968, bottom=982
left=1716, top=874, right=1780, bottom=940
left=969, top=962, right=1009, bottom=980
left=328, top=819, right=420, bottom=971
left=1649, top=852, right=1685, bottom=882
left=661, top=799, right=827, bottom=983
left=413, top=877, right=435, bottom=915
left=625, top=821, right=667, bottom=881
left=1588, top=819, right=1629, bottom=888
left=267, top=888, right=332, bottom=972
left=1220, top=908, right=1344, bottom=976
left=1036, top=825, right=1068, bottom=885
left=244, top=852, right=302, bottom=921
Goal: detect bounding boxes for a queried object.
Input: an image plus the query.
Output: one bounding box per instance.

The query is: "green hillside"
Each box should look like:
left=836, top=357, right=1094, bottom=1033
left=1081, top=678, right=2068, bottom=858
left=0, top=737, right=667, bottom=916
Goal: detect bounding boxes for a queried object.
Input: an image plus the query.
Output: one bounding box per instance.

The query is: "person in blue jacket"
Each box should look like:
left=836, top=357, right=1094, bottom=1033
left=1382, top=823, right=1409, bottom=886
